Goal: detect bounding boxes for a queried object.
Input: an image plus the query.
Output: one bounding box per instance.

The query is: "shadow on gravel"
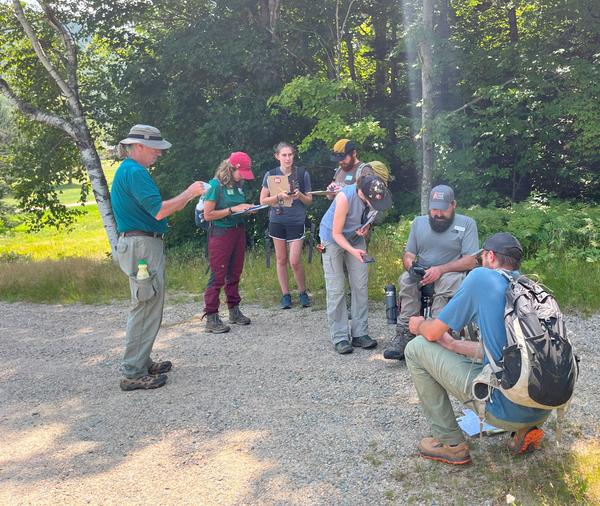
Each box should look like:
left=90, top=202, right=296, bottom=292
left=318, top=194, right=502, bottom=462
left=1, top=302, right=598, bottom=504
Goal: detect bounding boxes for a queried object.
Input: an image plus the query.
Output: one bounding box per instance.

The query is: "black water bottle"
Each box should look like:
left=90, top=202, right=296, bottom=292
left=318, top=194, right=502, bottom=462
left=385, top=284, right=397, bottom=324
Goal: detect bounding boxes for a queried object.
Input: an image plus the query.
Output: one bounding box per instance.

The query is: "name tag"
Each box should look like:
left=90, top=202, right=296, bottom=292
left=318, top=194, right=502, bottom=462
left=345, top=174, right=353, bottom=182
left=454, top=225, right=465, bottom=232
left=227, top=189, right=234, bottom=195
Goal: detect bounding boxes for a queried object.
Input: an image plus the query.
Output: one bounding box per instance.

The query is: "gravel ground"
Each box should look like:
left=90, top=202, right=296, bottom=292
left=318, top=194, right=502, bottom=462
left=1, top=300, right=598, bottom=505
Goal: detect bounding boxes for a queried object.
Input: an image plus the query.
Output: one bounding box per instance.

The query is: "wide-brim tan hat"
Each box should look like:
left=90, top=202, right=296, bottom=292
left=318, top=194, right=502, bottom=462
left=119, top=124, right=172, bottom=150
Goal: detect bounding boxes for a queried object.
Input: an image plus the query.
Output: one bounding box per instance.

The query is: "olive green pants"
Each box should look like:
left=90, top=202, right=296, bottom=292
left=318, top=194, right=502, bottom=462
left=405, top=336, right=548, bottom=445
left=116, top=235, right=166, bottom=379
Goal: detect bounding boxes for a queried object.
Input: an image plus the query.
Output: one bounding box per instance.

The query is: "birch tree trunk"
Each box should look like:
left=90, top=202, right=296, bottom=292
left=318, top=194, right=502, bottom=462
left=0, top=0, right=118, bottom=257
left=418, top=0, right=435, bottom=214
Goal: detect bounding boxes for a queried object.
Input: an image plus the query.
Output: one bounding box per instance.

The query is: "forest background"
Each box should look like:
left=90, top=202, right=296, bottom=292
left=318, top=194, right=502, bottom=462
left=0, top=0, right=599, bottom=311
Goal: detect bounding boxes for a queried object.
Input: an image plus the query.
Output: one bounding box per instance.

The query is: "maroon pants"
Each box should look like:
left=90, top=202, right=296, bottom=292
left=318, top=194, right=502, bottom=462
left=204, top=226, right=246, bottom=314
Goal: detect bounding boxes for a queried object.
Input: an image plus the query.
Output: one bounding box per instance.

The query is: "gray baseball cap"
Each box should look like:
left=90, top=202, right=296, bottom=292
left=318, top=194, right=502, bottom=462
left=429, top=185, right=455, bottom=210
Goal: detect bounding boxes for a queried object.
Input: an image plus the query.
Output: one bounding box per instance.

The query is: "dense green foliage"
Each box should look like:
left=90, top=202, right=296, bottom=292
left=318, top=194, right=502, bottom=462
left=1, top=0, right=599, bottom=241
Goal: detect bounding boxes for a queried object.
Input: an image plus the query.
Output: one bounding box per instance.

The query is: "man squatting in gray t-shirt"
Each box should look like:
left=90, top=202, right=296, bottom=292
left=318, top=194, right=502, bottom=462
left=383, top=185, right=480, bottom=361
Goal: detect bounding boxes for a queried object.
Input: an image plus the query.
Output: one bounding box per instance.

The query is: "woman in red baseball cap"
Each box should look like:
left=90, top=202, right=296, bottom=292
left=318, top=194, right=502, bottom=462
left=201, top=152, right=257, bottom=333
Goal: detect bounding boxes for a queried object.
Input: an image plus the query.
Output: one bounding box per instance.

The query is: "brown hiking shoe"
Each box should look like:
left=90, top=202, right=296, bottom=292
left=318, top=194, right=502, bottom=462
left=418, top=437, right=472, bottom=465
left=119, top=374, right=167, bottom=391
left=228, top=306, right=251, bottom=325
left=507, top=427, right=544, bottom=455
left=204, top=313, right=230, bottom=333
left=383, top=326, right=414, bottom=360
left=148, top=360, right=172, bottom=375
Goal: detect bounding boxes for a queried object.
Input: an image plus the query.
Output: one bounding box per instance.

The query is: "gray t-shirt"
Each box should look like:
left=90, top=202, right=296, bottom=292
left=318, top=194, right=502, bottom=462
left=405, top=214, right=479, bottom=267
left=262, top=167, right=312, bottom=225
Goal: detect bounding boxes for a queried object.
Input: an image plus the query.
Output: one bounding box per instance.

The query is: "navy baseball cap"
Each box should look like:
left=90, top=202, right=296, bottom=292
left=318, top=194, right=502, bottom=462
left=477, top=232, right=523, bottom=261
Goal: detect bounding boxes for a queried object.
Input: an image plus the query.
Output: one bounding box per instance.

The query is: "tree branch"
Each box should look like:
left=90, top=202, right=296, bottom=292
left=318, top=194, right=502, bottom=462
left=11, top=0, right=80, bottom=117
left=0, top=77, right=77, bottom=140
left=39, top=0, right=79, bottom=94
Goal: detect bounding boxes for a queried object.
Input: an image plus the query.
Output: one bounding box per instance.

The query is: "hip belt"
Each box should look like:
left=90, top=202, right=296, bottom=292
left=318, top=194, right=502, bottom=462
left=121, top=230, right=165, bottom=240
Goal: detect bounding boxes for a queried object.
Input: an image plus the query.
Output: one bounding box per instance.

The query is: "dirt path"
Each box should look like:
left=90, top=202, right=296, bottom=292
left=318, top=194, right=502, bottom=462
left=1, top=301, right=598, bottom=505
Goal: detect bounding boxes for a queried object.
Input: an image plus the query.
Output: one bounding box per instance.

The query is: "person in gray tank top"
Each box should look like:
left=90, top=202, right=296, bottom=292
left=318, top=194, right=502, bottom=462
left=383, top=185, right=480, bottom=361
left=319, top=176, right=392, bottom=355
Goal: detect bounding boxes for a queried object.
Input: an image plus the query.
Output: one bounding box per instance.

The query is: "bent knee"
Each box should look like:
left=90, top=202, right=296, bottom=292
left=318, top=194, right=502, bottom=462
left=404, top=335, right=430, bottom=362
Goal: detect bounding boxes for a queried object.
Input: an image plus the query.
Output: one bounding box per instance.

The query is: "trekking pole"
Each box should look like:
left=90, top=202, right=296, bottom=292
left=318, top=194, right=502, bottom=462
left=307, top=221, right=315, bottom=264
left=265, top=226, right=271, bottom=268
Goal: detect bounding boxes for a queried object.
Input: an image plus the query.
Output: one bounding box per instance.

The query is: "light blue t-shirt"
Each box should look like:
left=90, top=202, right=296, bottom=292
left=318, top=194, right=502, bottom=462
left=319, top=184, right=368, bottom=244
left=438, top=268, right=548, bottom=425
left=111, top=158, right=167, bottom=234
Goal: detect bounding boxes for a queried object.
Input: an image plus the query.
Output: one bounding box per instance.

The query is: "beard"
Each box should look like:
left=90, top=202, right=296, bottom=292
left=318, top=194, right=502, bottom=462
left=429, top=210, right=455, bottom=233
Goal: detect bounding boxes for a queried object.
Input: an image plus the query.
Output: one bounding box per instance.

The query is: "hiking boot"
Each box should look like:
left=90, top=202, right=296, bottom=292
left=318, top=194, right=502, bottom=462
left=299, top=291, right=311, bottom=308
left=383, top=326, right=414, bottom=360
left=229, top=306, right=251, bottom=325
left=507, top=427, right=544, bottom=455
left=334, top=340, right=354, bottom=354
left=119, top=374, right=167, bottom=391
left=281, top=293, right=292, bottom=309
left=351, top=335, right=378, bottom=349
left=148, top=360, right=172, bottom=375
left=418, top=437, right=472, bottom=465
left=205, top=313, right=230, bottom=333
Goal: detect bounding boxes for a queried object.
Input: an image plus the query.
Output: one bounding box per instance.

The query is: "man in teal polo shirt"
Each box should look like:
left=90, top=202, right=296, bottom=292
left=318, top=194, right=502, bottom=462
left=112, top=124, right=206, bottom=391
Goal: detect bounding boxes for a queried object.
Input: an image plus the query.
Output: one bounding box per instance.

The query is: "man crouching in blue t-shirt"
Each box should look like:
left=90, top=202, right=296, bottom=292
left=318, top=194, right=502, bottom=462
left=405, top=232, right=549, bottom=465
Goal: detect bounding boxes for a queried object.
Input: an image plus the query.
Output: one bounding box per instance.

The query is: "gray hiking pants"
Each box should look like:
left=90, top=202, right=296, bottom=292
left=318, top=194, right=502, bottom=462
left=322, top=239, right=369, bottom=345
left=397, top=270, right=466, bottom=328
left=116, top=235, right=166, bottom=379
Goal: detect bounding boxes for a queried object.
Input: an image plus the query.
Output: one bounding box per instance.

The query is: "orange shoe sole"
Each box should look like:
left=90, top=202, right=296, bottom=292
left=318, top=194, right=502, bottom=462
left=511, top=428, right=544, bottom=455
left=419, top=452, right=472, bottom=465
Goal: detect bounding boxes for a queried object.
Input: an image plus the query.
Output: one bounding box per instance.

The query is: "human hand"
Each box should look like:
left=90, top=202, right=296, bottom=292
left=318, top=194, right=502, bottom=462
left=288, top=189, right=300, bottom=200
left=421, top=265, right=443, bottom=285
left=188, top=181, right=207, bottom=197
left=231, top=203, right=254, bottom=213
left=356, top=223, right=371, bottom=237
left=409, top=316, right=425, bottom=335
left=350, top=248, right=367, bottom=262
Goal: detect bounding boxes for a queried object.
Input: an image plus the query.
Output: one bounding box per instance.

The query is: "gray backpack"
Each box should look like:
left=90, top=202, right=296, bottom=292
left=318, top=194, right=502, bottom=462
left=474, top=271, right=579, bottom=410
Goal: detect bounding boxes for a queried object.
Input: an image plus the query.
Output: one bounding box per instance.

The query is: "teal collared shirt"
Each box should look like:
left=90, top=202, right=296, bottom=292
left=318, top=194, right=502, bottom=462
left=111, top=158, right=168, bottom=234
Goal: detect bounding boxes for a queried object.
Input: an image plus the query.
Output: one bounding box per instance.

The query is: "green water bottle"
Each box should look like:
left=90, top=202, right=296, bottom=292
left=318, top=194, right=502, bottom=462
left=136, top=259, right=150, bottom=280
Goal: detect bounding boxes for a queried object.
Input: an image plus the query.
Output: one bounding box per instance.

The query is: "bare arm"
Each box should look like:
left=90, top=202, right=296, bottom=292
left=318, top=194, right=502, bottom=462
left=331, top=193, right=366, bottom=262
left=403, top=250, right=416, bottom=271
left=203, top=199, right=254, bottom=221
left=437, top=332, right=483, bottom=359
left=421, top=255, right=477, bottom=285
left=155, top=181, right=206, bottom=220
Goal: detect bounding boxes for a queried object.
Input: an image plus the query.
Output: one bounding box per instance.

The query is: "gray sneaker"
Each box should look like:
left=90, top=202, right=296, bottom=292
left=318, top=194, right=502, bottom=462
left=205, top=313, right=231, bottom=333
left=334, top=340, right=354, bottom=354
left=229, top=306, right=251, bottom=325
left=351, top=335, right=378, bottom=349
left=383, top=326, right=414, bottom=360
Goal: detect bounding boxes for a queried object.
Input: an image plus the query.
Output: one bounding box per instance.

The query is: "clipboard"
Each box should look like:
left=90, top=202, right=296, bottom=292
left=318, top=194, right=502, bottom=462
left=230, top=204, right=269, bottom=216
left=308, top=190, right=337, bottom=197
left=267, top=175, right=292, bottom=207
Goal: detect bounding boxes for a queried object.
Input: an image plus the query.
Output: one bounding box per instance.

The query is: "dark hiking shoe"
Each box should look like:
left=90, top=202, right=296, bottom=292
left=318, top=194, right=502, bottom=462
left=334, top=340, right=354, bottom=354
left=205, top=313, right=230, bottom=333
left=229, top=306, right=251, bottom=325
left=507, top=427, right=544, bottom=455
left=351, top=335, right=378, bottom=349
left=281, top=293, right=292, bottom=309
left=120, top=374, right=167, bottom=391
left=148, top=360, right=172, bottom=375
left=299, top=291, right=311, bottom=308
left=418, top=437, right=472, bottom=465
left=383, top=326, right=414, bottom=360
